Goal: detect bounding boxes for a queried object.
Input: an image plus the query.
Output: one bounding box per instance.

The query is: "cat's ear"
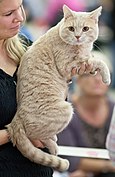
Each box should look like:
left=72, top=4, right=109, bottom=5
left=63, top=5, right=73, bottom=20
left=89, top=6, right=102, bottom=23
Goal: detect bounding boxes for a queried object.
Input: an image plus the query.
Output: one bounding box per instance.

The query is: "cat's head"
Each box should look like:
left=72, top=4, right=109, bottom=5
left=59, top=5, right=102, bottom=46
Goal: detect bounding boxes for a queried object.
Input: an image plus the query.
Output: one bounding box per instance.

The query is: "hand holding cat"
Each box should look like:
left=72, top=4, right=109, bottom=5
left=71, top=61, right=110, bottom=86
left=69, top=169, right=90, bottom=177
left=30, top=139, right=45, bottom=148
left=30, top=135, right=57, bottom=148
left=71, top=62, right=95, bottom=76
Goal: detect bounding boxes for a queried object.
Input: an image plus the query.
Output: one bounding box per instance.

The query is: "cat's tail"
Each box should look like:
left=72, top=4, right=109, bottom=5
left=7, top=123, right=69, bottom=172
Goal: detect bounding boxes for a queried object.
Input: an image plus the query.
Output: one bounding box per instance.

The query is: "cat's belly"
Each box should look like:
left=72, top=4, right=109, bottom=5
left=21, top=101, right=73, bottom=140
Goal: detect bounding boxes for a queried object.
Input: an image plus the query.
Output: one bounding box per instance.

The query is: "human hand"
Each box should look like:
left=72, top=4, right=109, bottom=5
left=69, top=170, right=91, bottom=177
left=30, top=139, right=45, bottom=148
left=71, top=62, right=96, bottom=76
left=103, top=160, right=115, bottom=173
left=0, top=129, right=11, bottom=145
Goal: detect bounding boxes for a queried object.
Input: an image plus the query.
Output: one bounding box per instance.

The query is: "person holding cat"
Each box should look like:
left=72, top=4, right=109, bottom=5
left=0, top=0, right=97, bottom=176
left=0, top=0, right=54, bottom=176
left=57, top=51, right=115, bottom=177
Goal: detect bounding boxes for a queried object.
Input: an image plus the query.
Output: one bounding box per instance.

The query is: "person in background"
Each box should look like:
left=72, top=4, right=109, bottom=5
left=0, top=0, right=96, bottom=176
left=57, top=51, right=115, bottom=177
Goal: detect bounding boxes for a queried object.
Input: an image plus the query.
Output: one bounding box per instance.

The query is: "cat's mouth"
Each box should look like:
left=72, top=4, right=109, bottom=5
left=74, top=36, right=83, bottom=43
left=76, top=39, right=81, bottom=43
left=74, top=37, right=84, bottom=45
left=75, top=40, right=83, bottom=45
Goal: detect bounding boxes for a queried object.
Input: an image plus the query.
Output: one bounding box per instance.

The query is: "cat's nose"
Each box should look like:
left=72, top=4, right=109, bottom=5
left=75, top=36, right=81, bottom=39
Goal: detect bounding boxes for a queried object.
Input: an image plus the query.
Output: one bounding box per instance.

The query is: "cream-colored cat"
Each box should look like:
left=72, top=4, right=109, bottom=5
left=7, top=5, right=110, bottom=171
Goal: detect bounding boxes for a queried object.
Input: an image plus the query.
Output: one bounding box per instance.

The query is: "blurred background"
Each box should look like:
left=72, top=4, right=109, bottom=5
left=21, top=0, right=115, bottom=98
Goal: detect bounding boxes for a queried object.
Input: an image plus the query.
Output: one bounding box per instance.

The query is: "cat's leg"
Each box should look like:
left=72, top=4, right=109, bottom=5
left=41, top=102, right=73, bottom=155
left=51, top=135, right=58, bottom=142
left=88, top=59, right=111, bottom=85
left=42, top=139, right=58, bottom=155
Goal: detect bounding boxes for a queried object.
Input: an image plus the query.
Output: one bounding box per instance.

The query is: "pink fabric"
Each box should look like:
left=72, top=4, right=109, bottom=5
left=45, top=0, right=86, bottom=24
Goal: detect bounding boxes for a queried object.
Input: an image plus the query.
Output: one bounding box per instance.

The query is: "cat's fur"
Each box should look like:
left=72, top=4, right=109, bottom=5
left=7, top=5, right=110, bottom=171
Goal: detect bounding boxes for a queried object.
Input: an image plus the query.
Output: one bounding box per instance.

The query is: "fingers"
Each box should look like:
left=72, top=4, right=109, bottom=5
left=71, top=67, right=77, bottom=76
left=30, top=139, right=45, bottom=148
left=71, top=62, right=98, bottom=76
left=69, top=170, right=89, bottom=177
left=36, top=140, right=45, bottom=148
left=85, top=63, right=94, bottom=74
left=78, top=63, right=86, bottom=75
left=71, top=63, right=89, bottom=76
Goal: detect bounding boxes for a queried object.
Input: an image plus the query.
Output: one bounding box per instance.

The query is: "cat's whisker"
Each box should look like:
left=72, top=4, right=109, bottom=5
left=93, top=42, right=103, bottom=53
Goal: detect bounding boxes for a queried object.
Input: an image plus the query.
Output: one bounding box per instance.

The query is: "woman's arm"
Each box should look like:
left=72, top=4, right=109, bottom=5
left=68, top=158, right=115, bottom=177
left=0, top=129, right=45, bottom=148
left=78, top=158, right=115, bottom=173
left=0, top=129, right=10, bottom=145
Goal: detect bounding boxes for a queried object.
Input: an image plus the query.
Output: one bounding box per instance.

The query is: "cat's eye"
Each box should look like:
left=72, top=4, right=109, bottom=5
left=82, top=26, right=89, bottom=32
left=68, top=26, right=75, bottom=32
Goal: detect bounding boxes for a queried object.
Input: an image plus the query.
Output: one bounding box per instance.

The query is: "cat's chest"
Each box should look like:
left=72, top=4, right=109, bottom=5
left=59, top=45, right=90, bottom=62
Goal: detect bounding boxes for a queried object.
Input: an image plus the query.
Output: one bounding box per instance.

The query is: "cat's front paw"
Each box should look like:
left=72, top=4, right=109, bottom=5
left=103, top=75, right=111, bottom=85
left=91, top=70, right=111, bottom=85
left=99, top=66, right=111, bottom=85
left=88, top=58, right=111, bottom=85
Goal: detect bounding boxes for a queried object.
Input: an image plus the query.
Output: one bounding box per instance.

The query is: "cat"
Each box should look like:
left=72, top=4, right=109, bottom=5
left=7, top=5, right=111, bottom=172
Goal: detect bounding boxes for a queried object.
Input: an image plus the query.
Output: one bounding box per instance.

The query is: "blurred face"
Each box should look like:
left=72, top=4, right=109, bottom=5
left=0, top=0, right=25, bottom=39
left=78, top=72, right=109, bottom=96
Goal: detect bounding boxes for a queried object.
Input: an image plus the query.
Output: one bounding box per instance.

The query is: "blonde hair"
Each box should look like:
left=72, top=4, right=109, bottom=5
left=4, top=35, right=27, bottom=65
